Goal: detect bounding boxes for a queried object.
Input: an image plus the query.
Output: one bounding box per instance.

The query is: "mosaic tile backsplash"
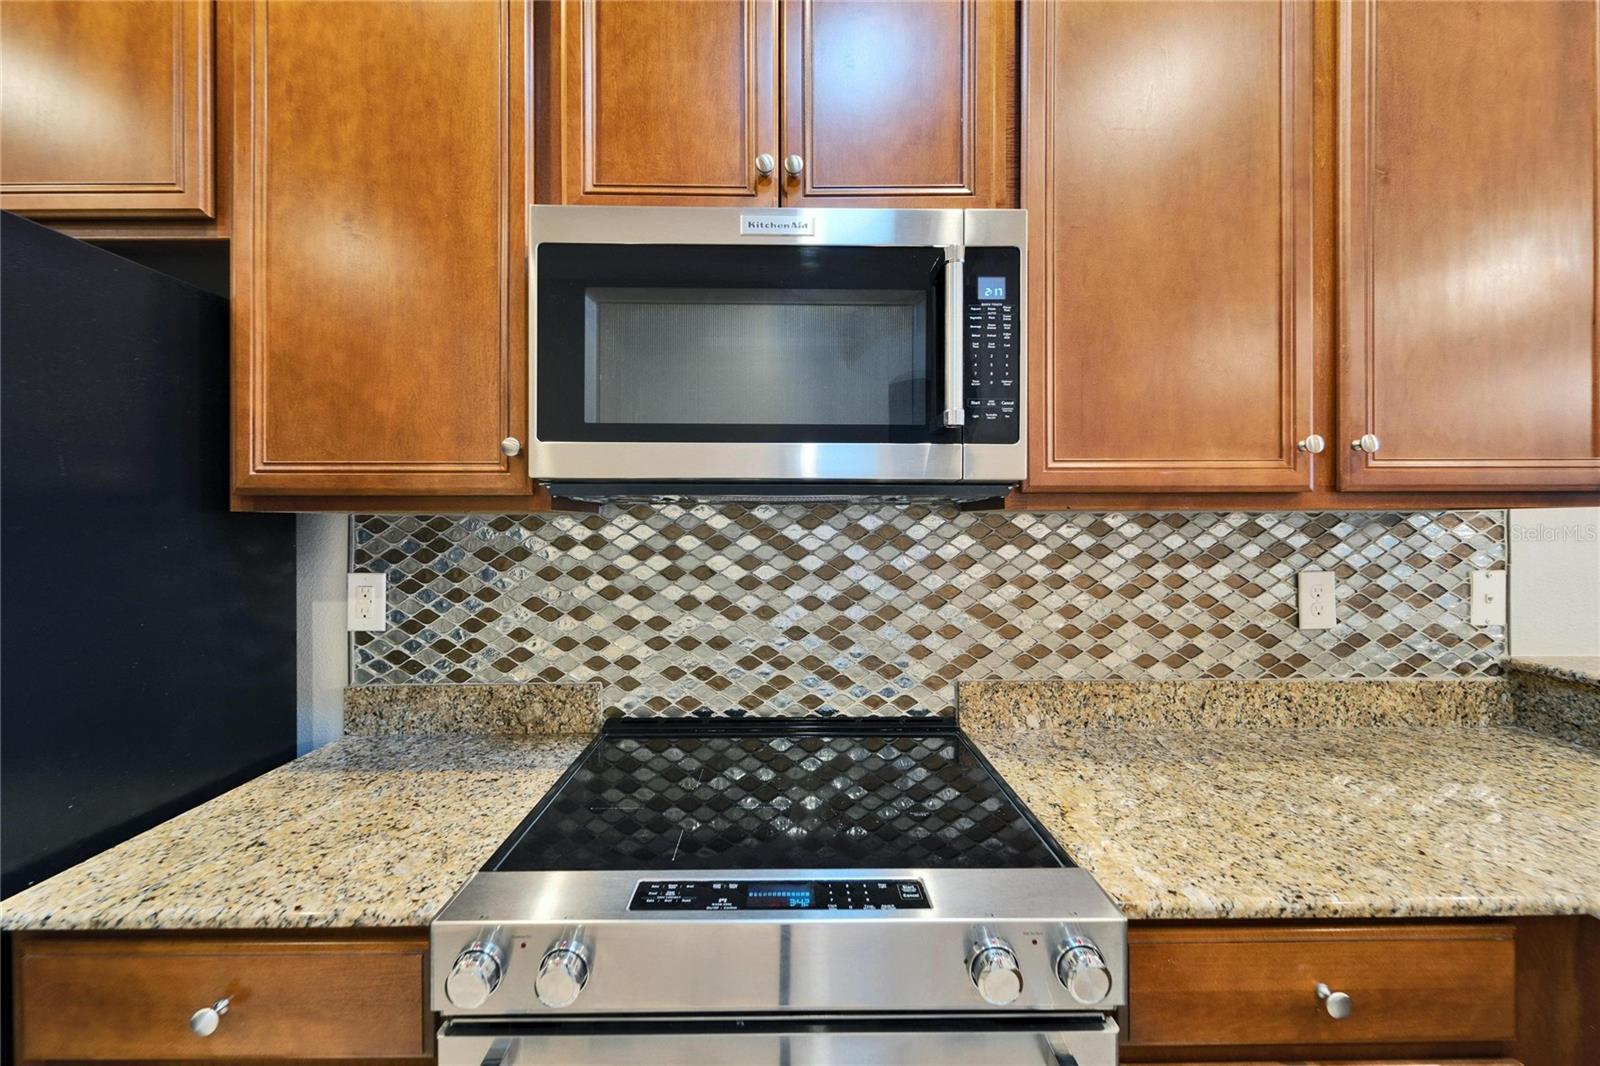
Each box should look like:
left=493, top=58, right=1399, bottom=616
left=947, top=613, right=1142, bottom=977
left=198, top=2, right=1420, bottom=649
left=351, top=508, right=1505, bottom=717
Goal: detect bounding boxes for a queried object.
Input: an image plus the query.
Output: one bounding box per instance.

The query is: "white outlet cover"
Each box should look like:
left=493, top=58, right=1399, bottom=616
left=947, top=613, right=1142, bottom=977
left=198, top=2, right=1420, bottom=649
left=1470, top=569, right=1507, bottom=627
left=347, top=572, right=387, bottom=632
left=1297, top=570, right=1337, bottom=630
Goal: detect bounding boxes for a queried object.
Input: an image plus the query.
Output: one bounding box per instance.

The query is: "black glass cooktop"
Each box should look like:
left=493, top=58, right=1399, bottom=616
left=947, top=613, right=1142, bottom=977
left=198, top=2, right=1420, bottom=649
left=484, top=718, right=1070, bottom=872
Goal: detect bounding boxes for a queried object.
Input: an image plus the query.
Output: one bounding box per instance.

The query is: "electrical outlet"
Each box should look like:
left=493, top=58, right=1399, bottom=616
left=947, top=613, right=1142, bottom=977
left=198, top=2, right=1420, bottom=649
left=347, top=572, right=386, bottom=632
left=1297, top=570, right=1337, bottom=630
left=1470, top=569, right=1507, bottom=627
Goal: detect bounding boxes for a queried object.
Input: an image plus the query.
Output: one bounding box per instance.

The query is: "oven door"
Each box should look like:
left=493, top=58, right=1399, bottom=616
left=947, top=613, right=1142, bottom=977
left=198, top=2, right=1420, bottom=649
left=529, top=207, right=967, bottom=483
left=439, top=1015, right=1118, bottom=1066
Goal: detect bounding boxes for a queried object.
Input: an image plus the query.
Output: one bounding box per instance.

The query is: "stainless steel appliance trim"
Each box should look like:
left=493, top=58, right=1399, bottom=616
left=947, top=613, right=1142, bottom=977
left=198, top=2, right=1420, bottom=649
left=942, top=247, right=965, bottom=428
left=529, top=205, right=966, bottom=248
left=963, top=441, right=1025, bottom=482
left=437, top=1017, right=1119, bottom=1066
left=432, top=867, right=1126, bottom=1016
left=962, top=209, right=1028, bottom=482
left=524, top=440, right=964, bottom=482
left=525, top=206, right=1029, bottom=487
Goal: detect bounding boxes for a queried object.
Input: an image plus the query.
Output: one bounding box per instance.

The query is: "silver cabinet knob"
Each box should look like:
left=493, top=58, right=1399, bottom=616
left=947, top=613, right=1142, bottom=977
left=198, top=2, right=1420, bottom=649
left=754, top=153, right=776, bottom=176
left=1351, top=433, right=1381, bottom=454
left=499, top=436, right=522, bottom=457
left=535, top=937, right=591, bottom=1009
left=969, top=937, right=1023, bottom=1006
left=189, top=997, right=230, bottom=1037
left=445, top=937, right=507, bottom=1009
left=1297, top=434, right=1326, bottom=454
left=1316, top=982, right=1353, bottom=1019
left=1056, top=943, right=1113, bottom=1005
left=783, top=153, right=805, bottom=176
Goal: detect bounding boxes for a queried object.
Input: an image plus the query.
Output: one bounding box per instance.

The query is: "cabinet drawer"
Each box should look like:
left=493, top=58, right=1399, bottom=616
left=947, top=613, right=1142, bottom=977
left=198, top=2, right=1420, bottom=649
left=16, top=932, right=429, bottom=1061
left=1127, top=922, right=1516, bottom=1047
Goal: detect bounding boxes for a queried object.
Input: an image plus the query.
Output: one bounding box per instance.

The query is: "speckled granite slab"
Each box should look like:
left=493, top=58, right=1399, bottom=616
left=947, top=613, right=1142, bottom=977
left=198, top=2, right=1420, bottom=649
left=958, top=678, right=1511, bottom=733
left=5, top=722, right=1594, bottom=931
left=0, top=734, right=589, bottom=930
left=344, top=682, right=602, bottom=736
left=969, top=723, right=1599, bottom=920
left=1508, top=658, right=1600, bottom=750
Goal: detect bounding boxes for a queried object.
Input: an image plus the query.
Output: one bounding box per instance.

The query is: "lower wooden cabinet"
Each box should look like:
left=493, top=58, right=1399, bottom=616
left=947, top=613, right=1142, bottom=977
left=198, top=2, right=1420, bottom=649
left=12, top=932, right=430, bottom=1062
left=1124, top=921, right=1519, bottom=1059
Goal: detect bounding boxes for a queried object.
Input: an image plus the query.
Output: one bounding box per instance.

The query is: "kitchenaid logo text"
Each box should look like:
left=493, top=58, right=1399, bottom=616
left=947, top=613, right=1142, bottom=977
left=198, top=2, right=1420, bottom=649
left=740, top=215, right=815, bottom=235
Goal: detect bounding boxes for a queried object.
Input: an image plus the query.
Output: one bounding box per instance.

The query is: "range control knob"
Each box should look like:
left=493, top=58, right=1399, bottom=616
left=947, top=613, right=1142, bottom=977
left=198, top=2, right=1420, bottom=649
left=535, top=937, right=591, bottom=1009
left=444, top=934, right=507, bottom=1009
left=969, top=936, right=1024, bottom=1005
left=1056, top=937, right=1113, bottom=1005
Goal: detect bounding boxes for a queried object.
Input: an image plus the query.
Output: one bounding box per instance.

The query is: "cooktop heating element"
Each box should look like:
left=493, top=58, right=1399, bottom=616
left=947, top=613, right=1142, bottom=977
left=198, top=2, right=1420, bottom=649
left=431, top=717, right=1127, bottom=1065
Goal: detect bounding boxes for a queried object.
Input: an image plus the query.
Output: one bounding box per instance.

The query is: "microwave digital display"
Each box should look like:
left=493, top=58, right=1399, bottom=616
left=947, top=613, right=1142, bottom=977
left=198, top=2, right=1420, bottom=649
left=976, top=276, right=1007, bottom=301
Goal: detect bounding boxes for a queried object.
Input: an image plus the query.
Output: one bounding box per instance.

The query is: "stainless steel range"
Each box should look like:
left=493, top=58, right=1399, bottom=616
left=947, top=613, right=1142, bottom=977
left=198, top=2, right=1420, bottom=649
left=431, top=718, right=1126, bottom=1065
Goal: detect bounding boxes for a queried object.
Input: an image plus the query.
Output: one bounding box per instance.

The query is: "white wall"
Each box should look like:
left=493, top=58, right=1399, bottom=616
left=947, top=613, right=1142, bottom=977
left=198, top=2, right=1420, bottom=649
left=1509, top=507, right=1600, bottom=657
left=295, top=514, right=349, bottom=753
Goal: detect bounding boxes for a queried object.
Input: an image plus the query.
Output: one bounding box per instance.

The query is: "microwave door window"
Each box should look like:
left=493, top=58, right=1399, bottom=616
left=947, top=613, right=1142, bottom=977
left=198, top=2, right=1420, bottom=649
left=537, top=243, right=956, bottom=445
left=583, top=289, right=926, bottom=426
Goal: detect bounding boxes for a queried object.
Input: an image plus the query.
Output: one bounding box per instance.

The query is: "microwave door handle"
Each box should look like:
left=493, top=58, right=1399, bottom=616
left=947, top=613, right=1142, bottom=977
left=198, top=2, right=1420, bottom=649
left=942, top=248, right=965, bottom=428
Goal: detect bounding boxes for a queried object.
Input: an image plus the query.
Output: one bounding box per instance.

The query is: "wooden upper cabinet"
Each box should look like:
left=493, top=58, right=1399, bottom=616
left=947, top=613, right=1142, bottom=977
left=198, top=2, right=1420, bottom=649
left=230, top=0, right=528, bottom=496
left=1024, top=0, right=1314, bottom=492
left=536, top=0, right=1015, bottom=208
left=537, top=0, right=779, bottom=204
left=0, top=0, right=213, bottom=219
left=779, top=0, right=1013, bottom=207
left=1339, top=0, right=1600, bottom=491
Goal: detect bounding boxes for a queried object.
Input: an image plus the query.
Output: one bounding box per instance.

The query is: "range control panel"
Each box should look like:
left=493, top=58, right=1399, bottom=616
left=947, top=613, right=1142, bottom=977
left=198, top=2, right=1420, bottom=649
left=962, top=247, right=1021, bottom=444
left=630, top=879, right=931, bottom=911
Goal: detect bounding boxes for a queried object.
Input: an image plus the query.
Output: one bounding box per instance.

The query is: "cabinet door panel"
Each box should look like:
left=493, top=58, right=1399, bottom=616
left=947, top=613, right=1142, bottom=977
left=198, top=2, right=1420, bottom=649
left=780, top=0, right=1012, bottom=207
left=1339, top=0, right=1600, bottom=490
left=232, top=0, right=527, bottom=495
left=1126, top=922, right=1516, bottom=1047
left=1025, top=0, right=1313, bottom=491
left=17, top=933, right=428, bottom=1061
left=546, top=0, right=778, bottom=204
left=0, top=0, right=213, bottom=218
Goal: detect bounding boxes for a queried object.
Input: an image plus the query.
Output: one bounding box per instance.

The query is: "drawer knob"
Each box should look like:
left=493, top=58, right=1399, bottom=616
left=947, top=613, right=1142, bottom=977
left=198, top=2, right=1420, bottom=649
left=1315, top=982, right=1353, bottom=1020
left=189, top=997, right=230, bottom=1037
left=1351, top=433, right=1381, bottom=454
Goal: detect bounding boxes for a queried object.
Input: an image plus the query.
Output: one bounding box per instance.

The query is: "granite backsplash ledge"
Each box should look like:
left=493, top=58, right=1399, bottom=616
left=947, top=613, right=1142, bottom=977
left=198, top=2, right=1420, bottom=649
left=344, top=682, right=602, bottom=736
left=957, top=677, right=1511, bottom=733
left=351, top=507, right=1505, bottom=717
left=1507, top=659, right=1600, bottom=750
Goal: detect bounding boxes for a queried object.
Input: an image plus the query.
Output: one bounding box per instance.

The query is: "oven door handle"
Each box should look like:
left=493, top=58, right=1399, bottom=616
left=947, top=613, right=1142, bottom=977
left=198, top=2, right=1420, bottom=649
left=437, top=1017, right=1118, bottom=1066
left=942, top=246, right=965, bottom=429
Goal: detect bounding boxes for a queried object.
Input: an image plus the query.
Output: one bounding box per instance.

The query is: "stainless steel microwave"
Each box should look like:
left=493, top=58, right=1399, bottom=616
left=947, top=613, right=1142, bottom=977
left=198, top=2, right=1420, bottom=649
left=527, top=206, right=1025, bottom=498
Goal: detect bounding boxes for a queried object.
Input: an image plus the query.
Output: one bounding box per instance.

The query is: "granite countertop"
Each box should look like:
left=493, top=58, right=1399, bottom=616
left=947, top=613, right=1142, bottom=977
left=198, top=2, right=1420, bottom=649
left=4, top=719, right=1596, bottom=931
left=0, top=734, right=589, bottom=931
left=971, top=723, right=1600, bottom=921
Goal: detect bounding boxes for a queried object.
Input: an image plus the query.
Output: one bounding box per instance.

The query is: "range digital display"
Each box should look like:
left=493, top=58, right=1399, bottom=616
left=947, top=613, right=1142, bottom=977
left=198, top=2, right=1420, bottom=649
left=976, top=276, right=1007, bottom=301
left=630, top=879, right=930, bottom=911
left=745, top=882, right=813, bottom=908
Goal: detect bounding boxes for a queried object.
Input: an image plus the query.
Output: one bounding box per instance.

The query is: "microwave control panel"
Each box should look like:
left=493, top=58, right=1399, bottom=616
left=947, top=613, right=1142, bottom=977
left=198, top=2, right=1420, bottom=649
left=962, top=247, right=1021, bottom=444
